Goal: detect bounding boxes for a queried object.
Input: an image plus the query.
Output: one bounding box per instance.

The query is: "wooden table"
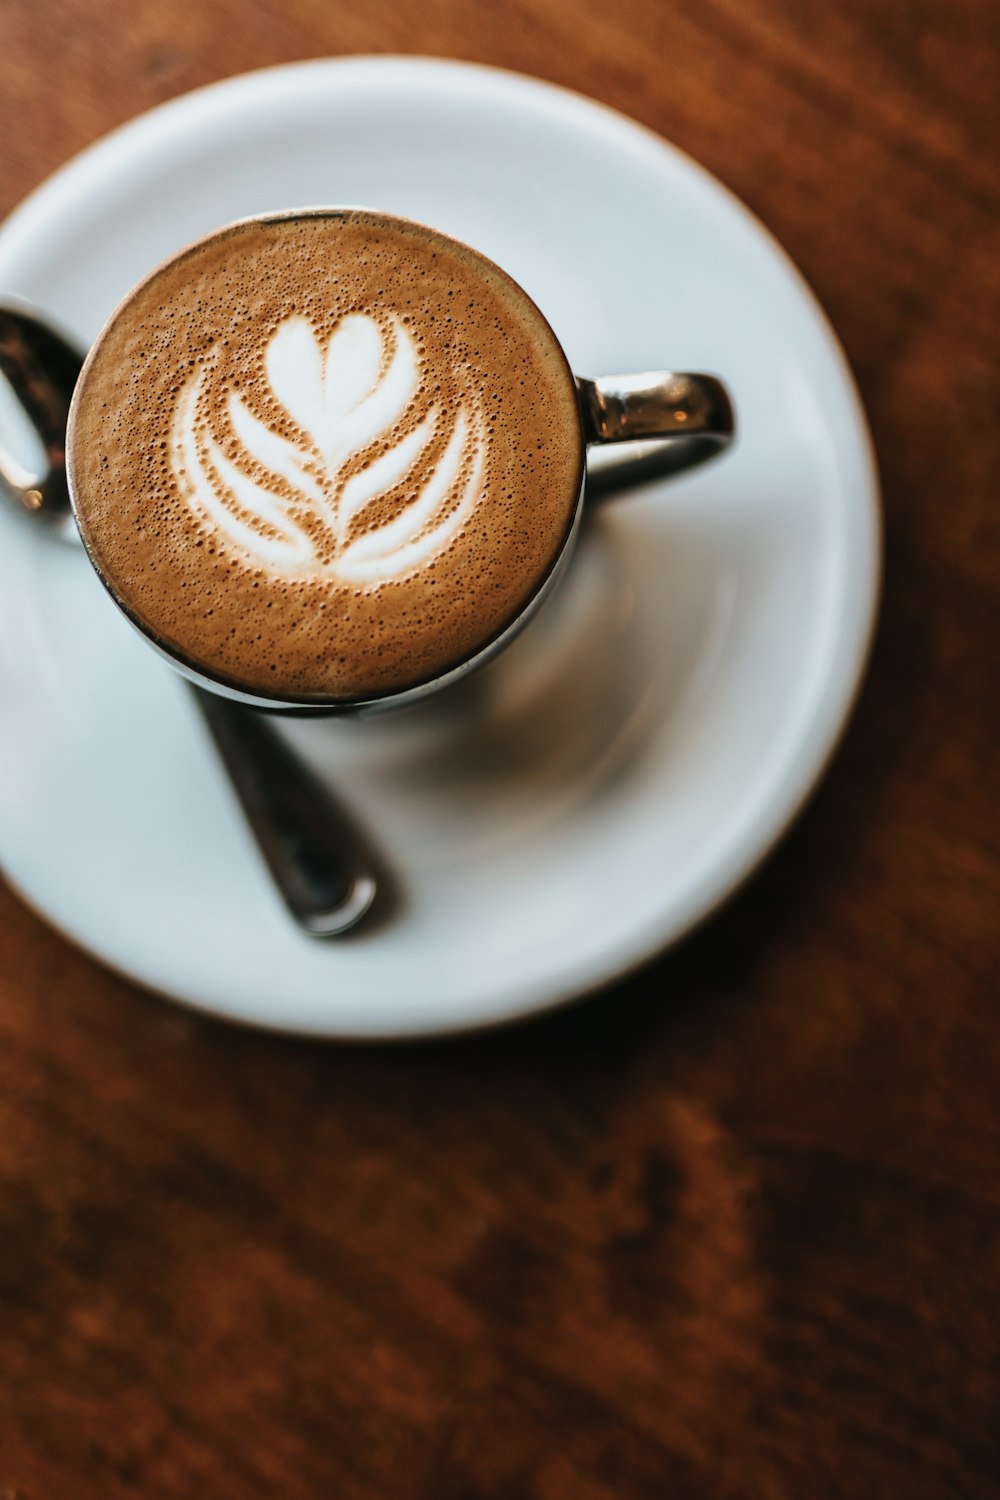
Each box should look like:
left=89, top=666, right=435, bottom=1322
left=1, top=3, right=997, bottom=1495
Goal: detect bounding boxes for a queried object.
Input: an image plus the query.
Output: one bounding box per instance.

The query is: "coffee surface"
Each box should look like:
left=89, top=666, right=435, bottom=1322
left=70, top=211, right=583, bottom=700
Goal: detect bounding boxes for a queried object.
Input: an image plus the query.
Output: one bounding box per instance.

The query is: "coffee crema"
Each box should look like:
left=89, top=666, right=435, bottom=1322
left=69, top=211, right=584, bottom=701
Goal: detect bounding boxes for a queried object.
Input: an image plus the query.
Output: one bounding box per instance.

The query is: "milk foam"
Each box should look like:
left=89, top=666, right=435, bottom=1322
left=70, top=211, right=583, bottom=701
left=170, top=313, right=486, bottom=583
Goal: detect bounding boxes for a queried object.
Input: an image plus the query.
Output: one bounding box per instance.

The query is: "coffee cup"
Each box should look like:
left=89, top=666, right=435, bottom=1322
left=67, top=208, right=734, bottom=714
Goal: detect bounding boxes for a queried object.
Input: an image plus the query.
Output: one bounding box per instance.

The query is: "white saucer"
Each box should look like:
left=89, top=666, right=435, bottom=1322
left=0, top=58, right=880, bottom=1038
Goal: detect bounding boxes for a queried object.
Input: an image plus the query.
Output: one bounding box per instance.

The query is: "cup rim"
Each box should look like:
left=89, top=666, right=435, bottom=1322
left=66, top=204, right=587, bottom=711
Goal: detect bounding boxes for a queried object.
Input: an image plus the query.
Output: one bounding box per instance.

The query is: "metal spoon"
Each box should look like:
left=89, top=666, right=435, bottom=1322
left=0, top=298, right=377, bottom=936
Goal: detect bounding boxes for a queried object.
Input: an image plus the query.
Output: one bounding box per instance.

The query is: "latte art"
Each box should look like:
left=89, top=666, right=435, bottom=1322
left=171, top=313, right=487, bottom=584
left=69, top=211, right=583, bottom=702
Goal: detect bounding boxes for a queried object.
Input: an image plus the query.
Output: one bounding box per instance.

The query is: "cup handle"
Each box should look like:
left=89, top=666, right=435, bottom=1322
left=577, top=372, right=735, bottom=498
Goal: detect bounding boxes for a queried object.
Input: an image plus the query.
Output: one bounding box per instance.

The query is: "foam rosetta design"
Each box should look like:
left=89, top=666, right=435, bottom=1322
left=169, top=313, right=487, bottom=583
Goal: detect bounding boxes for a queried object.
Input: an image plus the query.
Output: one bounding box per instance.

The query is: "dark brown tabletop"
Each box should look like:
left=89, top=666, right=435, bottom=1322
left=1, top=2, right=998, bottom=1496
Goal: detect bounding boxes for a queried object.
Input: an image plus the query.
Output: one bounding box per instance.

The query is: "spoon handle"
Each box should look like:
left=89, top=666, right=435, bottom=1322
left=1, top=298, right=380, bottom=938
left=191, top=687, right=377, bottom=937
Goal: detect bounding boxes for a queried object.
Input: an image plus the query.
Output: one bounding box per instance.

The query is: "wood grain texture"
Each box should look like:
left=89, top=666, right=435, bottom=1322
left=1, top=1, right=998, bottom=1496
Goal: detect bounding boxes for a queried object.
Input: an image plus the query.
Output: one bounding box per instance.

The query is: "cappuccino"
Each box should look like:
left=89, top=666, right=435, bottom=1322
left=70, top=211, right=583, bottom=701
